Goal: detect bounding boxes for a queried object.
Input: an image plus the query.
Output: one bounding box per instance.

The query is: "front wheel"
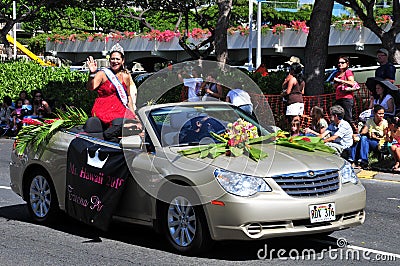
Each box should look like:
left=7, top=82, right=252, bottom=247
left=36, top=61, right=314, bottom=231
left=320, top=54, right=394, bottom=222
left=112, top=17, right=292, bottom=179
left=160, top=188, right=212, bottom=255
left=25, top=170, right=59, bottom=224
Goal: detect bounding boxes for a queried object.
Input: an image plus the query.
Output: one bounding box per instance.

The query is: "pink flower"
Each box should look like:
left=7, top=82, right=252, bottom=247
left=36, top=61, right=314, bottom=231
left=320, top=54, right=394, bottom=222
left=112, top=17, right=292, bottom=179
left=22, top=118, right=43, bottom=126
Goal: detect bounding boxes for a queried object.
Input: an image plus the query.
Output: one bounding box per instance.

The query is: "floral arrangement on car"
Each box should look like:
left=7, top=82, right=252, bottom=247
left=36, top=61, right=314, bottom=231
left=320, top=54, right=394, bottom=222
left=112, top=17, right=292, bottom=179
left=178, top=119, right=336, bottom=162
left=178, top=118, right=270, bottom=162
left=15, top=106, right=88, bottom=156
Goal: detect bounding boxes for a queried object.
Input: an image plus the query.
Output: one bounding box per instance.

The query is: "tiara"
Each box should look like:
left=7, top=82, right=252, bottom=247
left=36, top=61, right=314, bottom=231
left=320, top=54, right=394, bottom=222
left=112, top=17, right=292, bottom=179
left=110, top=43, right=124, bottom=55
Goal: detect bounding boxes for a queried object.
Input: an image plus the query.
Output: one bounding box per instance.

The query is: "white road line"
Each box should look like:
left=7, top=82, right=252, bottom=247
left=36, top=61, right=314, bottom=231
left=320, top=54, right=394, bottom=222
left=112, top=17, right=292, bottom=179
left=0, top=185, right=11, bottom=190
left=387, top=197, right=400, bottom=201
left=347, top=244, right=400, bottom=259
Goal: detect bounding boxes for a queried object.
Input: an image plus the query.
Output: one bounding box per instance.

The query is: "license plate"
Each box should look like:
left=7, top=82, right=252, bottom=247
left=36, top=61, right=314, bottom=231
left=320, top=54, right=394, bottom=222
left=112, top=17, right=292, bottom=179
left=309, top=203, right=336, bottom=223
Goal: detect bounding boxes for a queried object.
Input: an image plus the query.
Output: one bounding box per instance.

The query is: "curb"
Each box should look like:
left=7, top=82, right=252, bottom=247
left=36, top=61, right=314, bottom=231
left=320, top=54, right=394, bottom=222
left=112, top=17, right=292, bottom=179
left=356, top=170, right=377, bottom=179
left=356, top=169, right=400, bottom=183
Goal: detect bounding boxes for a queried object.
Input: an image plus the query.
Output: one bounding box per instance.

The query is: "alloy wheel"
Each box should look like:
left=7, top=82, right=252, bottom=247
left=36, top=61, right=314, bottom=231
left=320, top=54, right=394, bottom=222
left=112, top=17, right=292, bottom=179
left=167, top=196, right=197, bottom=247
left=29, top=174, right=52, bottom=218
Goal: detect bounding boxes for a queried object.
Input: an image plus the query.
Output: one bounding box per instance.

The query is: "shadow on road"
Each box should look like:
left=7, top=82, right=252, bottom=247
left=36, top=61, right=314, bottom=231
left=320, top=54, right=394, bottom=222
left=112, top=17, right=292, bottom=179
left=0, top=204, right=339, bottom=260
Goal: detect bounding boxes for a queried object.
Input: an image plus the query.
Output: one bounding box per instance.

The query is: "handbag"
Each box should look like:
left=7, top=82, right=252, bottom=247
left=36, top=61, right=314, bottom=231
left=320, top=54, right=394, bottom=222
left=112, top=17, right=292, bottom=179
left=344, top=81, right=360, bottom=92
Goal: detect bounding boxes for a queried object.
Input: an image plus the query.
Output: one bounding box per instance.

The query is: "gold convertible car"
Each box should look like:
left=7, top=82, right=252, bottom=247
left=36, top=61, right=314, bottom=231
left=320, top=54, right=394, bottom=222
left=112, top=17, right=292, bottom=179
left=9, top=101, right=366, bottom=254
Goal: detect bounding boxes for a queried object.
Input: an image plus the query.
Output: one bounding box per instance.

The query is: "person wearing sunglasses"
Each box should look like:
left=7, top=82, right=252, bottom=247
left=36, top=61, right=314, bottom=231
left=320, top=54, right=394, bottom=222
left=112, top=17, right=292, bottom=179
left=31, top=90, right=51, bottom=118
left=333, top=55, right=356, bottom=123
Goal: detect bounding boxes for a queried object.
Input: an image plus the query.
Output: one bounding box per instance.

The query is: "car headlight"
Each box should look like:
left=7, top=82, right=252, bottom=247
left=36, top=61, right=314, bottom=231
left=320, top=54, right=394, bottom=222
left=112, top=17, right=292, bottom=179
left=340, top=161, right=358, bottom=184
left=214, top=169, right=272, bottom=197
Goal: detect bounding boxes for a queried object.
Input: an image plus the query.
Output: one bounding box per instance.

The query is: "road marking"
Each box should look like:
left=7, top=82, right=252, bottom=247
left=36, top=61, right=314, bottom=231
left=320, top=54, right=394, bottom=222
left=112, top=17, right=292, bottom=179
left=0, top=185, right=11, bottom=190
left=387, top=197, right=400, bottom=201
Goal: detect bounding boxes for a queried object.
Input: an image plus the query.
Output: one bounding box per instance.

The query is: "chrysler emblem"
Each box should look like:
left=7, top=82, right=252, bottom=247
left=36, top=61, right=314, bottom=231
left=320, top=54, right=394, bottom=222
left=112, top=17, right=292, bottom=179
left=308, top=171, right=315, bottom=177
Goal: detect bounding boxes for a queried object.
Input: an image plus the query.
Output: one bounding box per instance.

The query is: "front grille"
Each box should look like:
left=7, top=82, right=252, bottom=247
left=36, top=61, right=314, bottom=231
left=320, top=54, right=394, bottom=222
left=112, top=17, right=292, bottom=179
left=271, top=169, right=339, bottom=197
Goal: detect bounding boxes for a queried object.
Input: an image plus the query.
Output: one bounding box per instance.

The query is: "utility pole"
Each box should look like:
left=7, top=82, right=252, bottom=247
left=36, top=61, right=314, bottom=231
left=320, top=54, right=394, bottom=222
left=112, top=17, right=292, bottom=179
left=13, top=1, right=17, bottom=60
left=92, top=11, right=96, bottom=30
left=248, top=0, right=253, bottom=71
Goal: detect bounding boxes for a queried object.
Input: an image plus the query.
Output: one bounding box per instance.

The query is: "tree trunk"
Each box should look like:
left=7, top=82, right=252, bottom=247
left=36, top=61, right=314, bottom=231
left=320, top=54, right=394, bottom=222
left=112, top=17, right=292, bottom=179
left=215, top=0, right=232, bottom=63
left=304, top=0, right=334, bottom=96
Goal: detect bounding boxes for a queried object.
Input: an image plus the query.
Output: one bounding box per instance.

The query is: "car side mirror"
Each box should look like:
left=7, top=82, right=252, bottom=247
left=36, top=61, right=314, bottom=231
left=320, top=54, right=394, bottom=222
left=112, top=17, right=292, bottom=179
left=120, top=135, right=144, bottom=149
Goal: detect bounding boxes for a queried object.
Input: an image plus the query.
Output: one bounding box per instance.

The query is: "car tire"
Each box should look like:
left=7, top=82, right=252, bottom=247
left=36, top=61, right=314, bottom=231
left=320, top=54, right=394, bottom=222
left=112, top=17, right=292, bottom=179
left=160, top=186, right=212, bottom=255
left=25, top=169, right=59, bottom=224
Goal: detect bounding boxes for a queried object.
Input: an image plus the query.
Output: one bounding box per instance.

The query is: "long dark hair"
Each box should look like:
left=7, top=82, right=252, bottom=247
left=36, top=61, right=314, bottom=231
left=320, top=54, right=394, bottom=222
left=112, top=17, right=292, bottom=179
left=289, top=63, right=304, bottom=84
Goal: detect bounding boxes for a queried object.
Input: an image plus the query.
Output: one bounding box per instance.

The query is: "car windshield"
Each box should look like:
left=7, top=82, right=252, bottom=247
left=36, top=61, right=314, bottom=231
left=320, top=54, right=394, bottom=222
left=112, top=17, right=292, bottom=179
left=148, top=104, right=273, bottom=147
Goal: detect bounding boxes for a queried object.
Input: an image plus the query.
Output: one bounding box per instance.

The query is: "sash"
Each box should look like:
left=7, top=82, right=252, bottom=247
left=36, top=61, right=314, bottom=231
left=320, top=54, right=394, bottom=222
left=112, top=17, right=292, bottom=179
left=102, top=68, right=129, bottom=108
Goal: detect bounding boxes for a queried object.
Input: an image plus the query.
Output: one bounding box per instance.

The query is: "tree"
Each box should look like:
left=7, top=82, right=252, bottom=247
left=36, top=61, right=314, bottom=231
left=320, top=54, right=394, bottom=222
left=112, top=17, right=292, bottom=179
left=215, top=0, right=232, bottom=63
left=303, top=0, right=334, bottom=96
left=0, top=0, right=83, bottom=59
left=335, top=0, right=400, bottom=63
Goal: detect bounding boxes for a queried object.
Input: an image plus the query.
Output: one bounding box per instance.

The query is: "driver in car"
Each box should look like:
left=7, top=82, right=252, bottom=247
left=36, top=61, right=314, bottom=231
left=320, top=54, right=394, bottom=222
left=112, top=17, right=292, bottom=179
left=180, top=116, right=225, bottom=144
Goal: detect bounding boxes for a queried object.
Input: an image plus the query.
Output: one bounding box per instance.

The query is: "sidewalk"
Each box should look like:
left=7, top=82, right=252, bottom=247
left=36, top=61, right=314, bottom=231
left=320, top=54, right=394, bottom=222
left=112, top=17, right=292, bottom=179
left=356, top=169, right=400, bottom=182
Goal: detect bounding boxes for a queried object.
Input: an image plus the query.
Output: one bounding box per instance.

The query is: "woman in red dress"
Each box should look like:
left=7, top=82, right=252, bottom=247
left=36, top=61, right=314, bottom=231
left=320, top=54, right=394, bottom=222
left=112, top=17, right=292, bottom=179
left=86, top=44, right=137, bottom=127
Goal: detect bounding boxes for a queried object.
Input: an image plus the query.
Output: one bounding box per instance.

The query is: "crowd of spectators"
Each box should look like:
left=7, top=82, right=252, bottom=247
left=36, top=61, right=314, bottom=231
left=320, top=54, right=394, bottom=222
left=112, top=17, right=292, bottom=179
left=0, top=90, right=51, bottom=137
left=2, top=46, right=400, bottom=171
left=283, top=48, right=399, bottom=170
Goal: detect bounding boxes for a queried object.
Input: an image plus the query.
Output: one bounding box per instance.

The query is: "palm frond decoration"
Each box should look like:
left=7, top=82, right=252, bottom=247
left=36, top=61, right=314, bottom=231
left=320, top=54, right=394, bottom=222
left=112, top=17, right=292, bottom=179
left=16, top=106, right=88, bottom=156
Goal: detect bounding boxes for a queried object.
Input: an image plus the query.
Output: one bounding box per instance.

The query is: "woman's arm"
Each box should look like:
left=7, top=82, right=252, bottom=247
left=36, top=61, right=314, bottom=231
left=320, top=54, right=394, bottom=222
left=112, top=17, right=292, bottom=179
left=368, top=96, right=374, bottom=109
left=282, top=74, right=292, bottom=89
left=386, top=97, right=394, bottom=114
left=284, top=77, right=296, bottom=95
left=127, top=74, right=137, bottom=112
left=86, top=56, right=103, bottom=91
left=300, top=81, right=305, bottom=94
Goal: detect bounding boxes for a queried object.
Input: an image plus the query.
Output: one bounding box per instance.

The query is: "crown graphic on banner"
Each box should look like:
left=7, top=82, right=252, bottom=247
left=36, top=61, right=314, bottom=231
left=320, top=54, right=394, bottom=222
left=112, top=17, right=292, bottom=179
left=87, top=148, right=109, bottom=168
left=110, top=43, right=124, bottom=55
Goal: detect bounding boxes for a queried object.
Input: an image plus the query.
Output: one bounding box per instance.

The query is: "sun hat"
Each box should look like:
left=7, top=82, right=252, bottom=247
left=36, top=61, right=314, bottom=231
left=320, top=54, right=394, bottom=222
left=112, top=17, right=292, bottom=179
left=366, top=77, right=399, bottom=92
left=285, top=56, right=304, bottom=67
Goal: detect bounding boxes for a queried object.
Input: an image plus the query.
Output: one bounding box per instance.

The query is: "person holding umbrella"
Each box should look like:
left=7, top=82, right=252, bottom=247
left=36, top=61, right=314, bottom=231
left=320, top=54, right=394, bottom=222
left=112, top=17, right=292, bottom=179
left=366, top=77, right=400, bottom=120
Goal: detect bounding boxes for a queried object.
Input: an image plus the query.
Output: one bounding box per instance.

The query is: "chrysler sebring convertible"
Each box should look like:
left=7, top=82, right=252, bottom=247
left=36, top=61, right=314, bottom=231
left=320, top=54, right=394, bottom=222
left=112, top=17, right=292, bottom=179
left=9, top=101, right=366, bottom=254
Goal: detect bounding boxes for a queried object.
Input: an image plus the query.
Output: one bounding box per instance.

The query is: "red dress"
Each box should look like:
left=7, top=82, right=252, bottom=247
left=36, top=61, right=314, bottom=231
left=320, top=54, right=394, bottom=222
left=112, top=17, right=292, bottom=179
left=92, top=79, right=136, bottom=126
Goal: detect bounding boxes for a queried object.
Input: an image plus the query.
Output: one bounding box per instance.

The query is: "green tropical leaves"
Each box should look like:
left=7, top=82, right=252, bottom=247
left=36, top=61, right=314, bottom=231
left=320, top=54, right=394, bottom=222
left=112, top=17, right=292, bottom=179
left=15, top=106, right=88, bottom=156
left=178, top=130, right=336, bottom=162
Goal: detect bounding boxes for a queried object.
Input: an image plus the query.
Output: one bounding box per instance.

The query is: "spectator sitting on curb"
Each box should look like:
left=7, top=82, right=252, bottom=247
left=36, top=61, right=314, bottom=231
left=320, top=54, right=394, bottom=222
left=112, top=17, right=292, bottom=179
left=349, top=104, right=389, bottom=169
left=319, top=105, right=353, bottom=156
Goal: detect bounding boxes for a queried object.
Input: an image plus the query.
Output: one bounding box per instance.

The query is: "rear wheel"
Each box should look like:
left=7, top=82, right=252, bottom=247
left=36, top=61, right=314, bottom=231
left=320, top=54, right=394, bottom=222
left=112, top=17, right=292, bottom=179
left=160, top=187, right=212, bottom=255
left=25, top=170, right=59, bottom=224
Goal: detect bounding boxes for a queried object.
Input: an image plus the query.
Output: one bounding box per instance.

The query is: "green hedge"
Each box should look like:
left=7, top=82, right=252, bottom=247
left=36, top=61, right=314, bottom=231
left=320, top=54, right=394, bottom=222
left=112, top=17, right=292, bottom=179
left=0, top=60, right=95, bottom=114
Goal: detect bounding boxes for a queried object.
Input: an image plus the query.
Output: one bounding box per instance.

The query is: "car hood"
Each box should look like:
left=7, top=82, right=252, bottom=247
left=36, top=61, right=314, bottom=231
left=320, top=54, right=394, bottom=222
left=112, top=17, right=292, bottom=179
left=170, top=143, right=344, bottom=177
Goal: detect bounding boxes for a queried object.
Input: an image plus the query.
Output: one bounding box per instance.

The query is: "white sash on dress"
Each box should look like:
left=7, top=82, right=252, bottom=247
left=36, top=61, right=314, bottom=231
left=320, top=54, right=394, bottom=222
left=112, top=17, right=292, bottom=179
left=102, top=68, right=129, bottom=108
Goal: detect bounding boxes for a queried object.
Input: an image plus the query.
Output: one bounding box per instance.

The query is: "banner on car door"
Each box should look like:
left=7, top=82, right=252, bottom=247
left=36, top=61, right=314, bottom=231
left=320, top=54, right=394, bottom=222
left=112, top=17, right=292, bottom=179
left=65, top=137, right=132, bottom=231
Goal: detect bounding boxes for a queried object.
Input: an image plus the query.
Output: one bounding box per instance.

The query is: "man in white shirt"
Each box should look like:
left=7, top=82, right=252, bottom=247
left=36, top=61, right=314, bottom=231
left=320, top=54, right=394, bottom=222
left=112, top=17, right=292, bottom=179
left=226, top=84, right=253, bottom=115
left=179, top=67, right=203, bottom=102
left=319, top=105, right=353, bottom=155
